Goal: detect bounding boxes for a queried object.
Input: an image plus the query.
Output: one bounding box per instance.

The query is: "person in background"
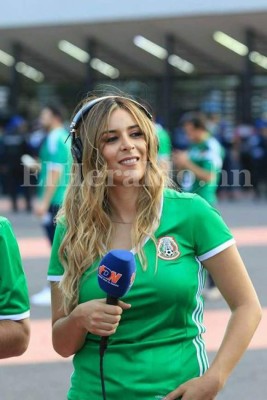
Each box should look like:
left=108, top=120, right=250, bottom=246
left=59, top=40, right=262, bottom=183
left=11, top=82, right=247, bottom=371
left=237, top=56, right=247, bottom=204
left=247, top=118, right=267, bottom=199
left=209, top=115, right=237, bottom=201
left=232, top=119, right=256, bottom=199
left=171, top=124, right=189, bottom=187
left=0, top=119, right=7, bottom=195
left=0, top=216, right=30, bottom=358
left=2, top=115, right=32, bottom=212
left=173, top=112, right=225, bottom=300
left=155, top=121, right=172, bottom=175
left=47, top=93, right=261, bottom=400
left=31, top=104, right=71, bottom=306
left=249, top=116, right=267, bottom=199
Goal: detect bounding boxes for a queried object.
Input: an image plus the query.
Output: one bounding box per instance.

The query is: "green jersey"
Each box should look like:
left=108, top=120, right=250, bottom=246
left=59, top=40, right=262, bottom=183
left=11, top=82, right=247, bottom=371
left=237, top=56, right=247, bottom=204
left=0, top=217, right=30, bottom=320
left=38, top=127, right=71, bottom=206
left=182, top=136, right=224, bottom=205
left=48, top=189, right=234, bottom=400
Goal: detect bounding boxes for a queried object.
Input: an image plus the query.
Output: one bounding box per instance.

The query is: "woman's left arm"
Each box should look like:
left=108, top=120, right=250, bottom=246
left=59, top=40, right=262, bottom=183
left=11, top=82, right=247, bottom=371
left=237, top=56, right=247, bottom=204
left=203, top=244, right=262, bottom=386
left=165, top=244, right=262, bottom=400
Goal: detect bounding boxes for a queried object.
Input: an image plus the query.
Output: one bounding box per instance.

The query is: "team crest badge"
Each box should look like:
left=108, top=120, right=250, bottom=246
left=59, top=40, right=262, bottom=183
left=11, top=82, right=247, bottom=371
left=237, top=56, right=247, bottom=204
left=157, top=236, right=180, bottom=260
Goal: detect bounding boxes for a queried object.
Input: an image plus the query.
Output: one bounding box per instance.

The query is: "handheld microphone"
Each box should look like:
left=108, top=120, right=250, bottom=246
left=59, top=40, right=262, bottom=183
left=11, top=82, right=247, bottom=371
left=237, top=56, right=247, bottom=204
left=98, top=250, right=136, bottom=350
left=98, top=249, right=136, bottom=306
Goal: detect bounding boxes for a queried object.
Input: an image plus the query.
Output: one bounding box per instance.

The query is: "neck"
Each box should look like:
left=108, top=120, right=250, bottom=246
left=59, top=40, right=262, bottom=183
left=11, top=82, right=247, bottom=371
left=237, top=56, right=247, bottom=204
left=108, top=186, right=139, bottom=223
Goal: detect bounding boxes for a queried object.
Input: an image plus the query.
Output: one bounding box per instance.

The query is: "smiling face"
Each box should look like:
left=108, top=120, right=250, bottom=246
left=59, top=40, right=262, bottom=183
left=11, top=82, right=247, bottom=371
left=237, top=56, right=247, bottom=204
left=101, top=108, right=148, bottom=186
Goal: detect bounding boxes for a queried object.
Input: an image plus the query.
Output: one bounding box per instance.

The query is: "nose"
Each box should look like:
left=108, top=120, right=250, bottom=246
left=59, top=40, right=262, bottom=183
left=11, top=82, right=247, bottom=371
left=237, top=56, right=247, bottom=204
left=120, top=135, right=135, bottom=151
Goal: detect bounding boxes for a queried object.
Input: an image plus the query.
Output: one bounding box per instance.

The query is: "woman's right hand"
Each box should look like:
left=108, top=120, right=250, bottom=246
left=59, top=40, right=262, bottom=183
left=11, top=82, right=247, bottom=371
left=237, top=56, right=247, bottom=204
left=71, top=298, right=131, bottom=336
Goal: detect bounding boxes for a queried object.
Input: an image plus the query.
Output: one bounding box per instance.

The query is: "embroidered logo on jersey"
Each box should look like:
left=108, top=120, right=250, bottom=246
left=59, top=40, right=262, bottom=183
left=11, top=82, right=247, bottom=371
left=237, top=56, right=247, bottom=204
left=157, top=236, right=180, bottom=260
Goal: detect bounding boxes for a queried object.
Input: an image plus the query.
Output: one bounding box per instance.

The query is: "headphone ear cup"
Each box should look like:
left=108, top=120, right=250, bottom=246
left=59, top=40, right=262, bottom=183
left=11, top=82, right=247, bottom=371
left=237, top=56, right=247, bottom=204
left=71, top=137, right=83, bottom=164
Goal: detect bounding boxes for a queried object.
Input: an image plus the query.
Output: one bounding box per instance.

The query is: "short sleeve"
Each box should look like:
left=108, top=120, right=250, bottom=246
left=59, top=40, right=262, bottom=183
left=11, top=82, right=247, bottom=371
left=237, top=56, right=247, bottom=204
left=0, top=218, right=30, bottom=320
left=47, top=221, right=66, bottom=282
left=191, top=195, right=235, bottom=261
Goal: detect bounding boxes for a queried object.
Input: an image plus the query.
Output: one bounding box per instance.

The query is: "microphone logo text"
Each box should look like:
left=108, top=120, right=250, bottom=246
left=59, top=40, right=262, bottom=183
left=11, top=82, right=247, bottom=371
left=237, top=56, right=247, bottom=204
left=98, top=265, right=122, bottom=285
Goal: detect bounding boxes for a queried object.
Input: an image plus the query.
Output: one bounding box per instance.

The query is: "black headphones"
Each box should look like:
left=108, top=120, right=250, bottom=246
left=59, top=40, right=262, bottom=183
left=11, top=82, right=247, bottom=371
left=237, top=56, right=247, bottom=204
left=70, top=96, right=153, bottom=165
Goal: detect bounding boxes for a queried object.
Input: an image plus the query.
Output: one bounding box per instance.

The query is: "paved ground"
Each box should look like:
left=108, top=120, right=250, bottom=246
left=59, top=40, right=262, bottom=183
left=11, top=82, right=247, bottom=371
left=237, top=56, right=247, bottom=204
left=0, top=196, right=266, bottom=399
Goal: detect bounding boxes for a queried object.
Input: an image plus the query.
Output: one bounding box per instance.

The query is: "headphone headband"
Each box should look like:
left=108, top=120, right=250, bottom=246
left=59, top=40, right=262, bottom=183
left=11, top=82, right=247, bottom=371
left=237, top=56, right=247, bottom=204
left=70, top=95, right=152, bottom=134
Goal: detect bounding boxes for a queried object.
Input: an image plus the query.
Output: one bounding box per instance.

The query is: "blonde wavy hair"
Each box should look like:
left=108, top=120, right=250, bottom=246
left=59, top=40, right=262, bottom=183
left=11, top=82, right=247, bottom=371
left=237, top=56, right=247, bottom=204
left=57, top=94, right=168, bottom=313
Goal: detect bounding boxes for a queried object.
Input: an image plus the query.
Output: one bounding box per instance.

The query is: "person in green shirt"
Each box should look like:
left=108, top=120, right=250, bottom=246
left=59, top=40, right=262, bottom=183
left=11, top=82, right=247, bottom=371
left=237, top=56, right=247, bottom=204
left=173, top=112, right=224, bottom=206
left=31, top=104, right=71, bottom=306
left=173, top=112, right=225, bottom=300
left=34, top=104, right=71, bottom=239
left=48, top=94, right=261, bottom=400
left=0, top=217, right=30, bottom=358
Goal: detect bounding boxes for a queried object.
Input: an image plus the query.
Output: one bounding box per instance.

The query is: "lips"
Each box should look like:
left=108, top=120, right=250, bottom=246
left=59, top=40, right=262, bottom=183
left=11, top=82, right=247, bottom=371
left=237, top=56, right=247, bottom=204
left=119, top=157, right=139, bottom=165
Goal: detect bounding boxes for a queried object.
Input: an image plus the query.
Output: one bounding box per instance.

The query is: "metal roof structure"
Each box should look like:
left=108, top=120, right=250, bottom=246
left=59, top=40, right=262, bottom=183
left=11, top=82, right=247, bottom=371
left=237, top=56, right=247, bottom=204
left=1, top=4, right=267, bottom=84
left=1, top=1, right=267, bottom=123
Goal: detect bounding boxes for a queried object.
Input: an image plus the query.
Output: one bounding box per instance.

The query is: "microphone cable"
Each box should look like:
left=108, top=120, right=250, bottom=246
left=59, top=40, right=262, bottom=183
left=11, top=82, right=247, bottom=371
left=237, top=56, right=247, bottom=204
left=99, top=296, right=118, bottom=400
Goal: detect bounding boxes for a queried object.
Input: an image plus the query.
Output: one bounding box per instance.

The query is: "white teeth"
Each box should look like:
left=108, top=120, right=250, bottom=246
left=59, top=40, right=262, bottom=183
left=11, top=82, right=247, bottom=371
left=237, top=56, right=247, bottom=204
left=120, top=158, right=138, bottom=165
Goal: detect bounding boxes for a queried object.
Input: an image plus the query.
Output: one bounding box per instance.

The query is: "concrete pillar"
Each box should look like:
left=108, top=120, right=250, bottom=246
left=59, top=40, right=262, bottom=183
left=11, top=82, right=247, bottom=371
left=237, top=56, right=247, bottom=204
left=9, top=42, right=22, bottom=114
left=85, top=38, right=97, bottom=92
left=242, top=29, right=255, bottom=123
left=162, top=34, right=175, bottom=130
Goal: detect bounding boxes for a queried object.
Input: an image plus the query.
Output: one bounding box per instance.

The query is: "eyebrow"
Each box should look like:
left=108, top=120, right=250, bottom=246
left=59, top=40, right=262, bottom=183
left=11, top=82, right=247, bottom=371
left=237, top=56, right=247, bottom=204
left=102, top=124, right=140, bottom=135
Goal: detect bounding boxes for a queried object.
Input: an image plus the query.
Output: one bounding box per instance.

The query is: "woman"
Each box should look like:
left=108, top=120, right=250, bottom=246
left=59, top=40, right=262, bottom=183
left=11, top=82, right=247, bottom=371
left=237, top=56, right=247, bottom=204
left=48, top=94, right=261, bottom=400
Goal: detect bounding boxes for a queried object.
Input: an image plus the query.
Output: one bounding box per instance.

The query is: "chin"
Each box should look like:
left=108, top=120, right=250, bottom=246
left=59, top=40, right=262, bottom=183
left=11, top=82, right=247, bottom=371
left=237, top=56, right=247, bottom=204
left=116, top=172, right=144, bottom=187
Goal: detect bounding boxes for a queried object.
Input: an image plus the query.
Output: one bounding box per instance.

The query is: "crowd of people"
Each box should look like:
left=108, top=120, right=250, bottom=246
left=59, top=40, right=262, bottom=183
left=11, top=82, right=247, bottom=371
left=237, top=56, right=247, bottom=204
left=1, top=101, right=267, bottom=306
left=1, top=107, right=267, bottom=210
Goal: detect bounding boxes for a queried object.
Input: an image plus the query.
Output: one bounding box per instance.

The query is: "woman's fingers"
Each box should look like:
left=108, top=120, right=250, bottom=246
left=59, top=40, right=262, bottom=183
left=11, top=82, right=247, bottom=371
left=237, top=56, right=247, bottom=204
left=90, top=321, right=118, bottom=335
left=118, top=300, right=132, bottom=310
left=102, top=313, right=121, bottom=324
